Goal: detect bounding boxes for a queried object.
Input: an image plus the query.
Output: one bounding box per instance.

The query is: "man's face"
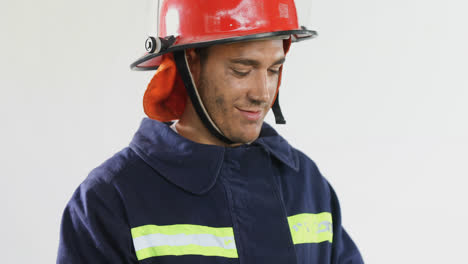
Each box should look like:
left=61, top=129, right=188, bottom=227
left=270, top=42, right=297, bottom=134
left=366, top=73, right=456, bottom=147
left=194, top=39, right=285, bottom=144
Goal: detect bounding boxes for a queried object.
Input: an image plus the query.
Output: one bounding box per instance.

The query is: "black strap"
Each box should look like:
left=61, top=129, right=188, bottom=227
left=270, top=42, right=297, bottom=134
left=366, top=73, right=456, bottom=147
left=272, top=91, right=286, bottom=124
left=173, top=50, right=234, bottom=145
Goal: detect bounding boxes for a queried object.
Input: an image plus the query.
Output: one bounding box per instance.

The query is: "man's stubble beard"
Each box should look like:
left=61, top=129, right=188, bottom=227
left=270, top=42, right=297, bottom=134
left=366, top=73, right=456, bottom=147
left=197, top=75, right=258, bottom=144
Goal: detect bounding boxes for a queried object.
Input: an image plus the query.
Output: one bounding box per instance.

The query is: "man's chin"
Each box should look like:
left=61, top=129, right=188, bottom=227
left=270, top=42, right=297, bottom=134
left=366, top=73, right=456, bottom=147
left=229, top=126, right=262, bottom=144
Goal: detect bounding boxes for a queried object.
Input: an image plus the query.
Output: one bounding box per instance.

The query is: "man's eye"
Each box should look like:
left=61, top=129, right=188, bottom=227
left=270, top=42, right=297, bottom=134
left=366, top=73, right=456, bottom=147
left=232, top=69, right=250, bottom=76
left=269, top=68, right=281, bottom=74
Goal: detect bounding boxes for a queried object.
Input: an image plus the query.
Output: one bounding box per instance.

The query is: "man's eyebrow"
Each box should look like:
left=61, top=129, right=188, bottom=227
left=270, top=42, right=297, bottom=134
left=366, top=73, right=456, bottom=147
left=229, top=58, right=260, bottom=66
left=229, top=57, right=286, bottom=67
left=272, top=57, right=286, bottom=66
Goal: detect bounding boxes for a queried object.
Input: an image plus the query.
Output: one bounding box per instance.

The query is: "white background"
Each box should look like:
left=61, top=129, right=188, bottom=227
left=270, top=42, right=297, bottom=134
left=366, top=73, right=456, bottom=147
left=1, top=0, right=467, bottom=263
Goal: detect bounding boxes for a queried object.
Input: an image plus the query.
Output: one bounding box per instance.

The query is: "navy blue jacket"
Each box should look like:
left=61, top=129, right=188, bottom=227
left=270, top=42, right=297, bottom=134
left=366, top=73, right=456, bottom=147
left=57, top=118, right=363, bottom=263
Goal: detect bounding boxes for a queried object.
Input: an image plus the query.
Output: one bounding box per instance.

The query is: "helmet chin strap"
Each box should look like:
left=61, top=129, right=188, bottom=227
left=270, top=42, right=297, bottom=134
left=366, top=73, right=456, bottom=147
left=272, top=91, right=286, bottom=124
left=173, top=49, right=287, bottom=145
left=173, top=50, right=234, bottom=145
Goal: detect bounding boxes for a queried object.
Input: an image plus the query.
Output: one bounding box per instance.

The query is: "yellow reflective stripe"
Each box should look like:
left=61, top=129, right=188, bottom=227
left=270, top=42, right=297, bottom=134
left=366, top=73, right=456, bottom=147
left=287, top=212, right=333, bottom=244
left=131, top=224, right=234, bottom=238
left=131, top=213, right=332, bottom=260
left=136, top=244, right=238, bottom=260
left=131, top=224, right=237, bottom=260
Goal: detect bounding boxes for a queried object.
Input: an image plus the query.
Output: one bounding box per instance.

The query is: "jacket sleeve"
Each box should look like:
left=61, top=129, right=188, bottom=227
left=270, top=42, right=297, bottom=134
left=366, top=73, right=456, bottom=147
left=327, top=181, right=364, bottom=264
left=57, top=178, right=138, bottom=264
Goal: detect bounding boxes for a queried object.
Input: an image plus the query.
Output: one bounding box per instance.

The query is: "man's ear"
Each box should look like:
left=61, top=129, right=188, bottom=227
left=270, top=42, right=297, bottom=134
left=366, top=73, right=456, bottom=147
left=185, top=48, right=201, bottom=86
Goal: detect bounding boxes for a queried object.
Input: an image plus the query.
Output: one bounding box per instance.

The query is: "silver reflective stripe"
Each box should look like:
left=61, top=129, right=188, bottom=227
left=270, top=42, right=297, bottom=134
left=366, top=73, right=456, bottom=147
left=133, top=233, right=237, bottom=251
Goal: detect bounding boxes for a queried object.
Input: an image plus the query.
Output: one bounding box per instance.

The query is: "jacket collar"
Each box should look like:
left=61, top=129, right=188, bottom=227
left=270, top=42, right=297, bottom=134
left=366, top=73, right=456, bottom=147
left=129, top=118, right=298, bottom=195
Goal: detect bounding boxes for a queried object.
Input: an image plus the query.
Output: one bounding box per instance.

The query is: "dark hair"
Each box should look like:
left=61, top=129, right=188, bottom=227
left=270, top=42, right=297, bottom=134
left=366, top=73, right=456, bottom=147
left=194, top=47, right=210, bottom=65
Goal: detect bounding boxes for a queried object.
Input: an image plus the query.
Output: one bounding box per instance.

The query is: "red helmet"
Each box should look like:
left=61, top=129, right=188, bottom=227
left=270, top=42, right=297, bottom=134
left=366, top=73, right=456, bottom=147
left=131, top=0, right=317, bottom=70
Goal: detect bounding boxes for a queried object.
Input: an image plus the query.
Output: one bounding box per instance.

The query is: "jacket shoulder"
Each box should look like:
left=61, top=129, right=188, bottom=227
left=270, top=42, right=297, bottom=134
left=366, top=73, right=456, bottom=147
left=57, top=147, right=140, bottom=263
left=291, top=147, right=325, bottom=179
left=65, top=147, right=145, bottom=216
left=286, top=146, right=332, bottom=196
left=83, top=147, right=143, bottom=188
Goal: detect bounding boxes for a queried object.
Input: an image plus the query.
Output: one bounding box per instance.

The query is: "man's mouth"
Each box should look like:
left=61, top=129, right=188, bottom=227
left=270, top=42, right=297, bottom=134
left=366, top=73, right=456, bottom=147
left=236, top=107, right=262, bottom=121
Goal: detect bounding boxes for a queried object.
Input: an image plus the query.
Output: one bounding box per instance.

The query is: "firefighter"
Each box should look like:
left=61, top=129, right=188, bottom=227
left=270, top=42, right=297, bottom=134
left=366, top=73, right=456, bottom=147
left=57, top=0, right=364, bottom=263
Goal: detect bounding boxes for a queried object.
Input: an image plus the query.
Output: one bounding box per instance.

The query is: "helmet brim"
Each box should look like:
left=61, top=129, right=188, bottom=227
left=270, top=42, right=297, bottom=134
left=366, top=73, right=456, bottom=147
left=130, top=29, right=317, bottom=71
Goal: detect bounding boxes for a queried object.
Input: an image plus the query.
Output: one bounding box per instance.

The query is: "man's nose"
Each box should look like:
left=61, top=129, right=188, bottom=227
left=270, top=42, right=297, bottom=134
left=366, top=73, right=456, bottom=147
left=248, top=71, right=271, bottom=103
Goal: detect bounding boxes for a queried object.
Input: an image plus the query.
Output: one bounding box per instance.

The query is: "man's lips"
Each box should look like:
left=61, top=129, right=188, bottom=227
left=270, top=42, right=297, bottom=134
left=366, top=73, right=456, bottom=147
left=236, top=107, right=262, bottom=121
